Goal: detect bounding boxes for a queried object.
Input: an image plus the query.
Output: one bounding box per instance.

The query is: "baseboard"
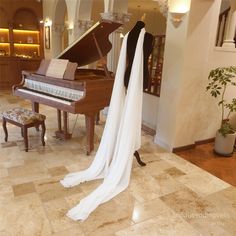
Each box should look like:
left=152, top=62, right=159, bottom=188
left=195, top=138, right=215, bottom=145
left=141, top=124, right=156, bottom=136
left=173, top=137, right=215, bottom=153
left=173, top=144, right=196, bottom=153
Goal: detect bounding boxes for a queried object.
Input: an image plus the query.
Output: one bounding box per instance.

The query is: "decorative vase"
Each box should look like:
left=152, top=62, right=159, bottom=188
left=214, top=131, right=236, bottom=156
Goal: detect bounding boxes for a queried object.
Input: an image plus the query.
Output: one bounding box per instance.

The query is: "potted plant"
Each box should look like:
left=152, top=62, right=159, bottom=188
left=207, top=66, right=236, bottom=156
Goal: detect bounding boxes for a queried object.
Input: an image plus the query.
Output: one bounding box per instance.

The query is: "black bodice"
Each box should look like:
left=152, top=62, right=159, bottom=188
left=124, top=21, right=154, bottom=90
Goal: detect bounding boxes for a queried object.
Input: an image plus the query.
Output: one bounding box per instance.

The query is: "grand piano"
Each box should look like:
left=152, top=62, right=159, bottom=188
left=13, top=20, right=122, bottom=154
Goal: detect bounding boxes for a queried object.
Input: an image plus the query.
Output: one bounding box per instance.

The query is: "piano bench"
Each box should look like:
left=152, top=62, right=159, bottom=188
left=1, top=108, right=46, bottom=152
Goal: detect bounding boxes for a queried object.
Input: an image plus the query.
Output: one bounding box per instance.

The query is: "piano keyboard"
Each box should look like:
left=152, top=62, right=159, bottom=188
left=17, top=88, right=72, bottom=105
left=25, top=78, right=84, bottom=101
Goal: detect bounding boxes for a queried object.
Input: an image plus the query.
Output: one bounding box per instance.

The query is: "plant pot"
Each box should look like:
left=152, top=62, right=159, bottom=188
left=214, top=131, right=236, bottom=157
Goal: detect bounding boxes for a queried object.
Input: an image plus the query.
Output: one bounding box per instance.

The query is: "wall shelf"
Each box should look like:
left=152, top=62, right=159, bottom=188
left=0, top=0, right=43, bottom=89
left=13, top=28, right=41, bottom=57
left=0, top=28, right=10, bottom=56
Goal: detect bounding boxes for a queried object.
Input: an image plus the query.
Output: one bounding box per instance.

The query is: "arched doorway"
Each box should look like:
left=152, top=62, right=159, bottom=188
left=52, top=0, right=68, bottom=56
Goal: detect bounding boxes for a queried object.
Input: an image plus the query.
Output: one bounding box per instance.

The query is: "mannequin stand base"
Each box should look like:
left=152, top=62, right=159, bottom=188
left=134, top=151, right=146, bottom=166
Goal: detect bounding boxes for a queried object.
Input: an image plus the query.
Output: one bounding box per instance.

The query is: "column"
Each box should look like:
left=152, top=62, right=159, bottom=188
left=73, top=19, right=93, bottom=40
left=222, top=1, right=236, bottom=48
left=51, top=24, right=65, bottom=57
left=101, top=12, right=130, bottom=73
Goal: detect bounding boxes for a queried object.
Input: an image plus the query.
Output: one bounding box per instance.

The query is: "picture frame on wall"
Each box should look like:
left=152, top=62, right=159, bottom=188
left=45, top=26, right=50, bottom=49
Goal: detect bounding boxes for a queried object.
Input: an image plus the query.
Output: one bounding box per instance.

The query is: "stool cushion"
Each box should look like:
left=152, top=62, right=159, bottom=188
left=2, top=108, right=46, bottom=125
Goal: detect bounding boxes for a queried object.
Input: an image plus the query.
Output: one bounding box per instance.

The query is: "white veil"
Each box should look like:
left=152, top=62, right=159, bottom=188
left=61, top=28, right=145, bottom=221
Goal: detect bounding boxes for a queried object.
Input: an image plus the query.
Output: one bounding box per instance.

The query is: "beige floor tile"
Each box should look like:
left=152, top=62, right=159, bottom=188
left=43, top=198, right=80, bottom=233
left=115, top=215, right=201, bottom=236
left=0, top=177, right=14, bottom=202
left=65, top=191, right=87, bottom=208
left=48, top=166, right=69, bottom=177
left=141, top=159, right=173, bottom=177
left=12, top=181, right=36, bottom=197
left=0, top=193, right=52, bottom=236
left=78, top=199, right=133, bottom=236
left=7, top=160, right=50, bottom=185
left=177, top=170, right=230, bottom=197
left=160, top=153, right=204, bottom=174
left=164, top=167, right=186, bottom=178
left=131, top=198, right=173, bottom=223
left=160, top=187, right=216, bottom=218
left=35, top=176, right=83, bottom=202
left=51, top=226, right=86, bottom=236
left=0, top=167, right=8, bottom=178
left=113, top=189, right=137, bottom=208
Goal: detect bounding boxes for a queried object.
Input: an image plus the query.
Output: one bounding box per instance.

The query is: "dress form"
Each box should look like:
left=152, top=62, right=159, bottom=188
left=124, top=18, right=154, bottom=166
left=124, top=20, right=153, bottom=90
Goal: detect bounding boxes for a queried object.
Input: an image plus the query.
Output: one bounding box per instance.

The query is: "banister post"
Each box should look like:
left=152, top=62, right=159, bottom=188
left=222, top=1, right=236, bottom=48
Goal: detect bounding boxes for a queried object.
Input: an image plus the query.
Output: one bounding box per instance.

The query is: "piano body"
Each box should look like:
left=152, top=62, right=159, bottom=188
left=13, top=20, right=122, bottom=154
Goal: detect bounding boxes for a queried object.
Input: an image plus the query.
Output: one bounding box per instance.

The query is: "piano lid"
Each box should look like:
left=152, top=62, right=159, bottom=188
left=57, top=20, right=122, bottom=67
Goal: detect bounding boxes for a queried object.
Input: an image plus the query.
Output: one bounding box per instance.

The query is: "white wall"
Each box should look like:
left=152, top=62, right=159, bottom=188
left=191, top=0, right=236, bottom=142
left=173, top=0, right=217, bottom=146
left=142, top=93, right=159, bottom=130
left=155, top=1, right=191, bottom=150
left=155, top=0, right=236, bottom=151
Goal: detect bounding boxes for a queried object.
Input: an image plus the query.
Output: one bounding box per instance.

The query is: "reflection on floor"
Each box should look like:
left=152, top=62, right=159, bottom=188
left=176, top=143, right=236, bottom=187
left=0, top=90, right=236, bottom=236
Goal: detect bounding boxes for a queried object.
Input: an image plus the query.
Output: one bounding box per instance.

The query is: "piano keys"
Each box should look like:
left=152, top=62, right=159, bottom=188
left=13, top=20, right=122, bottom=154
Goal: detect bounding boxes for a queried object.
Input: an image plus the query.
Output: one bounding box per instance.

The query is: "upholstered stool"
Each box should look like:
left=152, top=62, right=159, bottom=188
left=2, top=108, right=46, bottom=152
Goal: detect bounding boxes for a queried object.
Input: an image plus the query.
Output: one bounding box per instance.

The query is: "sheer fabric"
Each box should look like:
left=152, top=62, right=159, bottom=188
left=60, top=29, right=145, bottom=221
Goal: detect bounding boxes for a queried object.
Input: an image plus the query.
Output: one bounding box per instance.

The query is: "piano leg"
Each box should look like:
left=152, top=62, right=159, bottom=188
left=96, top=111, right=100, bottom=125
left=55, top=111, right=72, bottom=140
left=85, top=114, right=95, bottom=155
left=63, top=111, right=69, bottom=135
left=32, top=102, right=39, bottom=131
left=32, top=102, right=39, bottom=113
left=57, top=109, right=62, bottom=132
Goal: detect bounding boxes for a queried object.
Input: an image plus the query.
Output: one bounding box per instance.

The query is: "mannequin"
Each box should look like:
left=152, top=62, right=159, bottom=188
left=125, top=16, right=154, bottom=166
left=60, top=28, right=147, bottom=221
left=124, top=16, right=154, bottom=90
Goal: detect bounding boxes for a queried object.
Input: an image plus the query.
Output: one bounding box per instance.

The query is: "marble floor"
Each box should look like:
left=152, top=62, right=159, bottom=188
left=0, top=91, right=236, bottom=236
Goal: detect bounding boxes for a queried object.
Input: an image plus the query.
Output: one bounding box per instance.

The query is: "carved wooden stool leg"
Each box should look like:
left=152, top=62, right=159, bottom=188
left=21, top=128, right=24, bottom=137
left=2, top=118, right=8, bottom=142
left=134, top=151, right=146, bottom=166
left=96, top=112, right=100, bottom=125
left=23, top=126, right=28, bottom=152
left=35, top=125, right=40, bottom=132
left=41, top=121, right=46, bottom=146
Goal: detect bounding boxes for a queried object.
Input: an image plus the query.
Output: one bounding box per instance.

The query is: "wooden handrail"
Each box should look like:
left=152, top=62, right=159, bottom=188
left=145, top=35, right=165, bottom=97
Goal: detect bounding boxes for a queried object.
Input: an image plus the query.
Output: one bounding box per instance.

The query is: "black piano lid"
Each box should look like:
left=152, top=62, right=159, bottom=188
left=57, top=20, right=122, bottom=67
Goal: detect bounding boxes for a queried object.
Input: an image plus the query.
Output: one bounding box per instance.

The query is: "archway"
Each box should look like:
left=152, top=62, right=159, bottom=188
left=52, top=0, right=68, bottom=56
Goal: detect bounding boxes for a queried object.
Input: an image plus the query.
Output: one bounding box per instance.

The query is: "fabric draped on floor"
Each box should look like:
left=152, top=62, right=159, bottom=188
left=60, top=28, right=145, bottom=221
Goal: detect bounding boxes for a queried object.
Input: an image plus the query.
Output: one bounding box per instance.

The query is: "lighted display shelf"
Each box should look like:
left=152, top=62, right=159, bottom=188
left=13, top=29, right=41, bottom=58
left=0, top=0, right=43, bottom=89
left=0, top=28, right=10, bottom=56
left=14, top=43, right=40, bottom=58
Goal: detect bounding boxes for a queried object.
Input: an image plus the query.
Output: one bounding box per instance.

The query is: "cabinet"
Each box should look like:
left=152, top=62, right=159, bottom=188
left=0, top=0, right=43, bottom=89
left=13, top=29, right=41, bottom=58
left=0, top=29, right=42, bottom=58
left=0, top=28, right=10, bottom=56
